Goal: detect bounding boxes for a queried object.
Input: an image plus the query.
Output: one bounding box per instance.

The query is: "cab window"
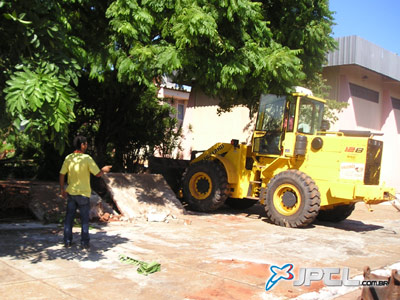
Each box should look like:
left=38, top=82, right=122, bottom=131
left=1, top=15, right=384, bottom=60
left=253, top=95, right=286, bottom=155
left=297, top=97, right=324, bottom=134
left=256, top=95, right=286, bottom=131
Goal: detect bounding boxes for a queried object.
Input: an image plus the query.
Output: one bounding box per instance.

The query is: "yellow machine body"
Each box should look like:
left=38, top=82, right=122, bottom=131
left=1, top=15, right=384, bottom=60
left=190, top=93, right=395, bottom=211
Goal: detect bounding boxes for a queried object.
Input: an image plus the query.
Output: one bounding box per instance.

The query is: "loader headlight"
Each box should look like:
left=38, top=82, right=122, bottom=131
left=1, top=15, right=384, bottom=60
left=311, top=137, right=323, bottom=150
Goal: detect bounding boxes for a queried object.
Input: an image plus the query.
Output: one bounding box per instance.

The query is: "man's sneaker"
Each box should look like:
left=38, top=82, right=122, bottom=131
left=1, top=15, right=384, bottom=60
left=64, top=241, right=72, bottom=248
left=81, top=243, right=90, bottom=250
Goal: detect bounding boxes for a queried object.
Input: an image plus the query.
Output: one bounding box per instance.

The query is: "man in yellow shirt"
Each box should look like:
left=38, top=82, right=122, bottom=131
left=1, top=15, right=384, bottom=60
left=59, top=136, right=111, bottom=249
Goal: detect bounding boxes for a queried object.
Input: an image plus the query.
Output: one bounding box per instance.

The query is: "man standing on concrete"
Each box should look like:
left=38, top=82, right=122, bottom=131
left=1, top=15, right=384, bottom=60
left=59, top=136, right=112, bottom=249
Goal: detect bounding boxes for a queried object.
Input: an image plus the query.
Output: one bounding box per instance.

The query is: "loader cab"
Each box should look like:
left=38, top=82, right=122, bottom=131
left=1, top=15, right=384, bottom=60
left=252, top=93, right=325, bottom=156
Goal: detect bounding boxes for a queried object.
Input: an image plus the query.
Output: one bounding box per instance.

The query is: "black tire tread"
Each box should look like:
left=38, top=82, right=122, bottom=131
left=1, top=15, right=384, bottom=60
left=182, top=160, right=229, bottom=212
left=225, top=198, right=258, bottom=210
left=317, top=203, right=355, bottom=222
left=265, top=169, right=321, bottom=228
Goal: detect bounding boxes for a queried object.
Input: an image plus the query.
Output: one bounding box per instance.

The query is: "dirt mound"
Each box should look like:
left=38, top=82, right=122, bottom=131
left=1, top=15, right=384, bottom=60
left=103, top=173, right=185, bottom=221
left=1, top=173, right=185, bottom=223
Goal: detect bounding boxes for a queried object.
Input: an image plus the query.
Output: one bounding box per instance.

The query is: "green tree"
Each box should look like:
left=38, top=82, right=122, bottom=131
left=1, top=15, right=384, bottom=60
left=106, top=0, right=301, bottom=112
left=0, top=1, right=178, bottom=169
left=0, top=0, right=84, bottom=154
left=70, top=72, right=180, bottom=172
left=106, top=0, right=336, bottom=112
left=306, top=74, right=348, bottom=125
left=260, top=0, right=344, bottom=124
left=1, top=0, right=337, bottom=178
left=261, top=0, right=336, bottom=81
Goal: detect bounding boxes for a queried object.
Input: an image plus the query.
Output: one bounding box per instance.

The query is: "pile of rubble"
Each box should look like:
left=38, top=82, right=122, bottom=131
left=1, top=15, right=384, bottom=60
left=102, top=173, right=185, bottom=222
left=0, top=181, right=30, bottom=209
left=1, top=173, right=185, bottom=223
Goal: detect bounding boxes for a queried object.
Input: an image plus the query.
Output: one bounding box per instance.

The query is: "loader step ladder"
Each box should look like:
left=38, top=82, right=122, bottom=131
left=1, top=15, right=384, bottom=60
left=247, top=180, right=264, bottom=200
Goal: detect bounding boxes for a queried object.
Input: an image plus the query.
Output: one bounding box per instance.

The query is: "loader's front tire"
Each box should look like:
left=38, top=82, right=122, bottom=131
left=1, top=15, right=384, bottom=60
left=316, top=203, right=355, bottom=222
left=265, top=170, right=320, bottom=228
left=183, top=160, right=229, bottom=212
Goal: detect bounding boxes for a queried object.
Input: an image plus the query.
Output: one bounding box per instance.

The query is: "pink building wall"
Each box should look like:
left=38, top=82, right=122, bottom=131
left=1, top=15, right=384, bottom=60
left=323, top=66, right=400, bottom=192
left=172, top=36, right=400, bottom=193
left=177, top=66, right=400, bottom=193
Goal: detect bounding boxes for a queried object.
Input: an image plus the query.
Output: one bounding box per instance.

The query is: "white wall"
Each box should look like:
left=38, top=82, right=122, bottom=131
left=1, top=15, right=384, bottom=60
left=179, top=89, right=255, bottom=159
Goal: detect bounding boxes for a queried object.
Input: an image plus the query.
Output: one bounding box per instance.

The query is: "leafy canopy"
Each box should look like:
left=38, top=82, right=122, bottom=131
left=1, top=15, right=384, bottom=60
left=106, top=0, right=335, bottom=111
left=1, top=0, right=336, bottom=171
left=0, top=0, right=85, bottom=154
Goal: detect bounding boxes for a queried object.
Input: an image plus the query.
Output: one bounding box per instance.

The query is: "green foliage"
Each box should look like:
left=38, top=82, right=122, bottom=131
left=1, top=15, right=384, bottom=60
left=106, top=0, right=311, bottom=111
left=2, top=131, right=42, bottom=159
left=306, top=74, right=348, bottom=125
left=0, top=140, right=14, bottom=160
left=4, top=64, right=79, bottom=154
left=261, top=0, right=336, bottom=80
left=71, top=72, right=180, bottom=171
left=0, top=0, right=85, bottom=154
left=0, top=131, right=41, bottom=180
left=0, top=0, right=337, bottom=178
left=106, top=0, right=335, bottom=111
left=154, top=118, right=183, bottom=159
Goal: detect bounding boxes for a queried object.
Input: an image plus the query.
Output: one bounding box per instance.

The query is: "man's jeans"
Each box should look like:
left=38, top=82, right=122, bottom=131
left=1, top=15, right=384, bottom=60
left=64, top=195, right=90, bottom=245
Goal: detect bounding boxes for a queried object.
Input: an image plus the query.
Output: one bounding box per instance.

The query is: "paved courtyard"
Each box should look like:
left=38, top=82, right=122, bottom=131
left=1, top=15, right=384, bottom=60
left=0, top=202, right=399, bottom=300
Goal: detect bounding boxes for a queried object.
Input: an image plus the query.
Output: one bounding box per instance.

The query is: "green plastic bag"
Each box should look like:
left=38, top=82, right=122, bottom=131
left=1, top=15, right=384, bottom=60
left=119, top=254, right=161, bottom=276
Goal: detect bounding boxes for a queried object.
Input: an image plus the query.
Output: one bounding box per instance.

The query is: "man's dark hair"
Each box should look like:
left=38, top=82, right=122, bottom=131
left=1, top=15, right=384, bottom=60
left=73, top=136, right=87, bottom=150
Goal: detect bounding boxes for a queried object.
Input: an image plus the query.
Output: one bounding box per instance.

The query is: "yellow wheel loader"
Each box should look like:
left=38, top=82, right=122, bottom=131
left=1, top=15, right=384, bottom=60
left=180, top=91, right=395, bottom=228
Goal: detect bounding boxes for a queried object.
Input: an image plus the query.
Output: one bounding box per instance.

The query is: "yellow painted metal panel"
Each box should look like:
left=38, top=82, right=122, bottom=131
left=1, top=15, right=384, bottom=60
left=282, top=132, right=296, bottom=157
left=354, top=184, right=396, bottom=203
left=214, top=155, right=239, bottom=184
left=186, top=93, right=395, bottom=212
left=328, top=183, right=355, bottom=199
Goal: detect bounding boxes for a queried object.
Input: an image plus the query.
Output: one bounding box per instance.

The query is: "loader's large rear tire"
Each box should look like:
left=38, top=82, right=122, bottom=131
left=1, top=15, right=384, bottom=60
left=265, top=170, right=320, bottom=228
left=316, top=203, right=355, bottom=222
left=183, top=160, right=229, bottom=212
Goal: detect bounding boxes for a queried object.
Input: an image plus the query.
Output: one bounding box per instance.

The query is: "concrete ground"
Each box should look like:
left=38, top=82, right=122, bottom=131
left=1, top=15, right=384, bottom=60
left=0, top=202, right=399, bottom=300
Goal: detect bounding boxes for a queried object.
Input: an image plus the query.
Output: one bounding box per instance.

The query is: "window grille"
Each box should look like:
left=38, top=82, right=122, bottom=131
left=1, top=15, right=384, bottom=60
left=177, top=104, right=184, bottom=120
left=392, top=97, right=400, bottom=110
left=349, top=83, right=379, bottom=103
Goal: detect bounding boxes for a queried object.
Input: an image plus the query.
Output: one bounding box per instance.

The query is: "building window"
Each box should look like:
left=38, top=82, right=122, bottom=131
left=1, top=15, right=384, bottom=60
left=349, top=83, right=379, bottom=103
left=177, top=104, right=184, bottom=121
left=392, top=97, right=400, bottom=110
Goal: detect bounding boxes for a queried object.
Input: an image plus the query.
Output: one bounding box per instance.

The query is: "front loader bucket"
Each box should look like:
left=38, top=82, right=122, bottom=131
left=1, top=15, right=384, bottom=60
left=148, top=157, right=190, bottom=195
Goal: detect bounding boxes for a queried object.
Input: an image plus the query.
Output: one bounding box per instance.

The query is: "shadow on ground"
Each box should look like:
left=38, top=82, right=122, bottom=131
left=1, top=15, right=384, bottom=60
left=314, top=219, right=384, bottom=232
left=182, top=202, right=267, bottom=217
left=183, top=201, right=386, bottom=233
left=0, top=225, right=129, bottom=263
